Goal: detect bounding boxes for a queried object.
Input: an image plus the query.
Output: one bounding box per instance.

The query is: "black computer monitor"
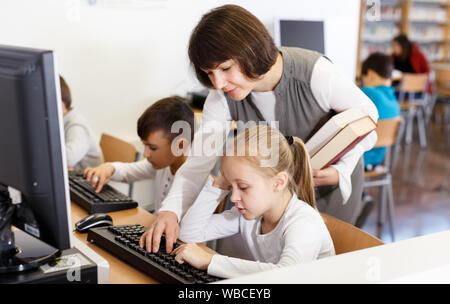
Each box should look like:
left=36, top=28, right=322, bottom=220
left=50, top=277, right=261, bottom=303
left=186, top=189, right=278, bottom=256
left=274, top=19, right=325, bottom=54
left=0, top=45, right=72, bottom=273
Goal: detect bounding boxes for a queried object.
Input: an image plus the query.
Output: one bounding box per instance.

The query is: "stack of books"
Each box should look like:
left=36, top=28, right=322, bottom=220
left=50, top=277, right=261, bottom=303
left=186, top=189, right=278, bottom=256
left=306, top=108, right=377, bottom=170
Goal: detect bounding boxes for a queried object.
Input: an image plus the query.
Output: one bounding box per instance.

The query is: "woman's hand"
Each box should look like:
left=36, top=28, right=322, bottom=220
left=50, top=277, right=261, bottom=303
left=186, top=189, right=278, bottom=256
left=212, top=174, right=231, bottom=190
left=171, top=243, right=215, bottom=270
left=139, top=211, right=180, bottom=253
left=83, top=163, right=115, bottom=193
left=312, top=167, right=339, bottom=187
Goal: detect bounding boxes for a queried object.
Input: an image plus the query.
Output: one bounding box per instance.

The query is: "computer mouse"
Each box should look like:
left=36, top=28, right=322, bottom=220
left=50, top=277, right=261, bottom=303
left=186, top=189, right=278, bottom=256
left=75, top=213, right=113, bottom=233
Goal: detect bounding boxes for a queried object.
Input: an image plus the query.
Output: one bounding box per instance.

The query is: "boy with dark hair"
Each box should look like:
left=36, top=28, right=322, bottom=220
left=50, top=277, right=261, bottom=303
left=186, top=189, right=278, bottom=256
left=84, top=96, right=195, bottom=214
left=360, top=52, right=400, bottom=169
left=60, top=76, right=103, bottom=171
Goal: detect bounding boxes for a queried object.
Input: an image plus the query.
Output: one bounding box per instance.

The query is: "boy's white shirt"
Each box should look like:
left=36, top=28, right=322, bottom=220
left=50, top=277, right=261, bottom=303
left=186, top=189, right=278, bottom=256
left=110, top=159, right=174, bottom=213
left=179, top=177, right=335, bottom=279
left=64, top=109, right=103, bottom=170
left=160, top=57, right=378, bottom=221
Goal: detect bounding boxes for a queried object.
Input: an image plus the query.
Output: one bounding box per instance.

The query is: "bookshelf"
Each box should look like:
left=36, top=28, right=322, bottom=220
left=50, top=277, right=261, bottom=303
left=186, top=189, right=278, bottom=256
left=356, top=0, right=450, bottom=78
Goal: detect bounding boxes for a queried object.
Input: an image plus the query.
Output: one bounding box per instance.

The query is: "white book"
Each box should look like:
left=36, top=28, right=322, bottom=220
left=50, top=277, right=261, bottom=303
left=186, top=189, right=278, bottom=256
left=305, top=108, right=366, bottom=157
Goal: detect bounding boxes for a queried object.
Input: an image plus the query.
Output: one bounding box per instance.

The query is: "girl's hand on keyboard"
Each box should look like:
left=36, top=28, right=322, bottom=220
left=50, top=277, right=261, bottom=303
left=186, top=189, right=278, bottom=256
left=171, top=243, right=215, bottom=271
left=84, top=164, right=115, bottom=193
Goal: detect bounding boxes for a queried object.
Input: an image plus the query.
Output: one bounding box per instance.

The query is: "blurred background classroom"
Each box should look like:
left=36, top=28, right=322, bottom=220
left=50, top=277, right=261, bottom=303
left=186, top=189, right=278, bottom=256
left=356, top=0, right=449, bottom=243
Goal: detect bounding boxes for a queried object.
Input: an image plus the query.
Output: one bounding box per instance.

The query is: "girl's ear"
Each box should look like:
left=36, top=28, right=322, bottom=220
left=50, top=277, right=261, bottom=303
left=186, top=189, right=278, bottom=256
left=273, top=171, right=289, bottom=192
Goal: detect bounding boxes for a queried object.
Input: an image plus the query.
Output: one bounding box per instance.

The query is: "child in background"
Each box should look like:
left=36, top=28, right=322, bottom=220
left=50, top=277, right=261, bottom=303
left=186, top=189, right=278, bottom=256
left=60, top=76, right=103, bottom=171
left=355, top=53, right=400, bottom=228
left=392, top=34, right=429, bottom=75
left=391, top=34, right=432, bottom=97
left=360, top=52, right=400, bottom=170
left=168, top=125, right=334, bottom=279
left=84, top=96, right=195, bottom=214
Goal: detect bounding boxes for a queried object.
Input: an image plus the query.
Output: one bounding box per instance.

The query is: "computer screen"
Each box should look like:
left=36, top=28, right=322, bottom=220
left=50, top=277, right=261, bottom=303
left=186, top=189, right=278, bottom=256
left=274, top=19, right=325, bottom=54
left=0, top=45, right=72, bottom=256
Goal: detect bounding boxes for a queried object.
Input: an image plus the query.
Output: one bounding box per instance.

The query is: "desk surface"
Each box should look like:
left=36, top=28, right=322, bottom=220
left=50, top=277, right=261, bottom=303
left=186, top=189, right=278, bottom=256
left=71, top=203, right=158, bottom=284
left=222, top=229, right=450, bottom=284
left=72, top=202, right=450, bottom=284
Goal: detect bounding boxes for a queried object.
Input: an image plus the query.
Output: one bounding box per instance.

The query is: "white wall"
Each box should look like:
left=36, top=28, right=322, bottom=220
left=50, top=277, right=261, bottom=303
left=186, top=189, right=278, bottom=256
left=1, top=0, right=361, bottom=142
left=1, top=0, right=361, bottom=207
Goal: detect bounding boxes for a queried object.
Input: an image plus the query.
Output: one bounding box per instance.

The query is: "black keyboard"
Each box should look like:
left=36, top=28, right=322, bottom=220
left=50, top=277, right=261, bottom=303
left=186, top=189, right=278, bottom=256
left=69, top=174, right=138, bottom=214
left=87, top=224, right=221, bottom=284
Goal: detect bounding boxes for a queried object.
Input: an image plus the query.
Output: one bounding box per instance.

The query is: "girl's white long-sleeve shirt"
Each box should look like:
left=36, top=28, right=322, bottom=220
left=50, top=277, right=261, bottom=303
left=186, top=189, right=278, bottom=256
left=179, top=177, right=335, bottom=279
left=159, top=56, right=378, bottom=221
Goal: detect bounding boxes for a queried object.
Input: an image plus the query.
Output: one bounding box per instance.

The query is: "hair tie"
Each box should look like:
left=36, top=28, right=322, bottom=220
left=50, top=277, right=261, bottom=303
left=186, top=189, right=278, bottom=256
left=285, top=135, right=294, bottom=146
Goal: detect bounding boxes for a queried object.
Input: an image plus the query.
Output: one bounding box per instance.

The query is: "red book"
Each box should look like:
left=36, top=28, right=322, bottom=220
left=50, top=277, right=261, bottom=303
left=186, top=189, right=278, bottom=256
left=309, top=116, right=377, bottom=170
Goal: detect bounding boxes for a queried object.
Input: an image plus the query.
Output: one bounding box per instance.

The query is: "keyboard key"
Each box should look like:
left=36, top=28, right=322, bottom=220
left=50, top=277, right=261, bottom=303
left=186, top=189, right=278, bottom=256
left=184, top=274, right=195, bottom=282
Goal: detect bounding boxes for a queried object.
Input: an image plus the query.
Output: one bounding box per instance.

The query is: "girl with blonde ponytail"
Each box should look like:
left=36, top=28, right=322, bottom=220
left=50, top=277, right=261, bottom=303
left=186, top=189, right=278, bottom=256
left=289, top=136, right=316, bottom=209
left=174, top=125, right=335, bottom=279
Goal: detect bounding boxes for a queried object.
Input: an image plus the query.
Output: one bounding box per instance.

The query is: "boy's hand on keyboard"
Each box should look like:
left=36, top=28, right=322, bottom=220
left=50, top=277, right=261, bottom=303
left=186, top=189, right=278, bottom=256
left=84, top=164, right=115, bottom=193
left=139, top=211, right=179, bottom=253
left=171, top=243, right=214, bottom=271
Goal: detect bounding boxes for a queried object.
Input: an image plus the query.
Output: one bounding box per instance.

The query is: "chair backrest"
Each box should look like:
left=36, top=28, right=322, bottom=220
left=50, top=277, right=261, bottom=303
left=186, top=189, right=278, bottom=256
left=373, top=117, right=402, bottom=148
left=435, top=68, right=450, bottom=97
left=193, top=108, right=203, bottom=125
left=100, top=133, right=138, bottom=163
left=398, top=73, right=428, bottom=94
left=321, top=213, right=384, bottom=255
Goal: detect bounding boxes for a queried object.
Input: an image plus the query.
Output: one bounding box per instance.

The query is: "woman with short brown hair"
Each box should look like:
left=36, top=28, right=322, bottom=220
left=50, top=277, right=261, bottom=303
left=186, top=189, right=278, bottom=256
left=189, top=5, right=279, bottom=90
left=142, top=4, right=379, bottom=254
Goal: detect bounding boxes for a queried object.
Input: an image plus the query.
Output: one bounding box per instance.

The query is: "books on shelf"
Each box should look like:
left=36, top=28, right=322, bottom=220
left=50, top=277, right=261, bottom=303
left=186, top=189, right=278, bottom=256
left=359, top=0, right=450, bottom=64
left=410, top=6, right=448, bottom=23
left=306, top=108, right=377, bottom=170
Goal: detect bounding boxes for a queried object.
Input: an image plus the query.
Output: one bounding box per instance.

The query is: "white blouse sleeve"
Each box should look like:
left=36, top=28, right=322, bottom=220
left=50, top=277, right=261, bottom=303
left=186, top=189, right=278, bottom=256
left=310, top=57, right=379, bottom=203
left=179, top=177, right=239, bottom=243
left=159, top=90, right=232, bottom=220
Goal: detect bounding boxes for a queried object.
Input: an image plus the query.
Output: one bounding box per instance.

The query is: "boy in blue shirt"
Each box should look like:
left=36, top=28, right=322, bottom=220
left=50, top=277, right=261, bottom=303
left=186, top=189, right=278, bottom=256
left=355, top=52, right=400, bottom=228
left=361, top=52, right=400, bottom=170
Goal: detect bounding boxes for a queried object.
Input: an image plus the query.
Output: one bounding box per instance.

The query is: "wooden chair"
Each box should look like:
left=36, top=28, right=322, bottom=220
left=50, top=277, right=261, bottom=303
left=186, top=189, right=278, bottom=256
left=321, top=213, right=384, bottom=255
left=363, top=117, right=404, bottom=242
left=397, top=73, right=428, bottom=147
left=435, top=68, right=450, bottom=96
left=434, top=68, right=450, bottom=124
left=100, top=133, right=140, bottom=197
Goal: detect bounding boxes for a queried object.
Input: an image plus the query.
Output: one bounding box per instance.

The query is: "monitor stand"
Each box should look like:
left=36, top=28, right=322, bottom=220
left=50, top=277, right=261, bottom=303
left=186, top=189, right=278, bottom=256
left=0, top=229, right=60, bottom=274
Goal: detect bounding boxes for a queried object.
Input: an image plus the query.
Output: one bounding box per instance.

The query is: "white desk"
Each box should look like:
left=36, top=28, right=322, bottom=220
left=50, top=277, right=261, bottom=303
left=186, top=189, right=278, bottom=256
left=220, top=230, right=450, bottom=284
